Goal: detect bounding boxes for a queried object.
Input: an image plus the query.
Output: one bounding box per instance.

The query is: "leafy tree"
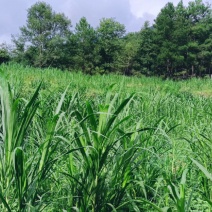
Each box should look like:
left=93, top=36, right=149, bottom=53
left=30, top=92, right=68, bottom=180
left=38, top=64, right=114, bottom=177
left=97, top=18, right=126, bottom=73
left=154, top=2, right=177, bottom=77
left=137, top=22, right=156, bottom=75
left=172, top=1, right=190, bottom=75
left=186, top=0, right=207, bottom=75
left=153, top=0, right=211, bottom=77
left=73, top=17, right=99, bottom=74
left=13, top=2, right=71, bottom=68
left=187, top=0, right=212, bottom=75
left=118, top=32, right=140, bottom=75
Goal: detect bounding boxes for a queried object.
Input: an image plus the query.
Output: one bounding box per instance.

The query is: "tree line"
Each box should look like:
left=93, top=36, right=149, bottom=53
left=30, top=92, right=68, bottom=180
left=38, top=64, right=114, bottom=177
left=0, top=0, right=211, bottom=78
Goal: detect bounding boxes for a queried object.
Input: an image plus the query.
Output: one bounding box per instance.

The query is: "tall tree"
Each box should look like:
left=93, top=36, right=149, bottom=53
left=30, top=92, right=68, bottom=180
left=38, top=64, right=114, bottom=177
left=73, top=17, right=99, bottom=74
left=119, top=32, right=140, bottom=75
left=187, top=0, right=212, bottom=75
left=137, top=22, right=156, bottom=75
left=97, top=18, right=126, bottom=73
left=154, top=2, right=177, bottom=77
left=172, top=1, right=189, bottom=75
left=13, top=2, right=71, bottom=68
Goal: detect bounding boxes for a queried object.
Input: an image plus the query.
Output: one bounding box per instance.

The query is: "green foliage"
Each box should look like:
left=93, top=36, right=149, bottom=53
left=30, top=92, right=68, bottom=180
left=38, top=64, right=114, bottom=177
left=13, top=1, right=71, bottom=68
left=0, top=44, right=10, bottom=64
left=0, top=63, right=212, bottom=210
left=137, top=22, right=156, bottom=75
left=118, top=32, right=140, bottom=75
left=137, top=0, right=212, bottom=77
left=72, top=17, right=99, bottom=74
left=96, top=18, right=126, bottom=73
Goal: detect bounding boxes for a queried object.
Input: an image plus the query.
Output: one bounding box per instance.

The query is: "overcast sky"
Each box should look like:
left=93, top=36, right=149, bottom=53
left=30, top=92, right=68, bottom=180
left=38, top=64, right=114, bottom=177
left=0, top=0, right=211, bottom=44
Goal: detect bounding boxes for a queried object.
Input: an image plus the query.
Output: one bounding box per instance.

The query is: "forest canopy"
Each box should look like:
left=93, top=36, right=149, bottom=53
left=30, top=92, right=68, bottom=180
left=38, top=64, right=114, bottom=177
left=1, top=0, right=212, bottom=78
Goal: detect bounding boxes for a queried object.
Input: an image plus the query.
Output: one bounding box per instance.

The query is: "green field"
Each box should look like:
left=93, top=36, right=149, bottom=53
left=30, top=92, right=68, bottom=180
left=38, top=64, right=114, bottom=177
left=0, top=63, right=212, bottom=211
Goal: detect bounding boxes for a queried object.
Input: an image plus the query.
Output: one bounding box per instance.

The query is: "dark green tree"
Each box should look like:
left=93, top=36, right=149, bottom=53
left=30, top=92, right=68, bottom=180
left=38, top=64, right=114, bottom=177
left=119, top=32, right=140, bottom=75
left=13, top=2, right=71, bottom=68
left=97, top=18, right=126, bottom=73
left=187, top=0, right=212, bottom=75
left=137, top=22, right=156, bottom=75
left=154, top=2, right=177, bottom=77
left=152, top=0, right=211, bottom=77
left=172, top=1, right=190, bottom=75
left=73, top=17, right=99, bottom=74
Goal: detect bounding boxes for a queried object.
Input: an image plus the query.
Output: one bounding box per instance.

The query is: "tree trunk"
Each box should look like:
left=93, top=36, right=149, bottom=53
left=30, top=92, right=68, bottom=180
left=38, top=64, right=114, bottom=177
left=192, top=65, right=194, bottom=76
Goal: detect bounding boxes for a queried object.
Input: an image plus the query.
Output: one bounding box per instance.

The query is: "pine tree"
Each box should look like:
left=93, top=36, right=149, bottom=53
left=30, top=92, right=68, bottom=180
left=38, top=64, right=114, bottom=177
left=73, top=17, right=99, bottom=74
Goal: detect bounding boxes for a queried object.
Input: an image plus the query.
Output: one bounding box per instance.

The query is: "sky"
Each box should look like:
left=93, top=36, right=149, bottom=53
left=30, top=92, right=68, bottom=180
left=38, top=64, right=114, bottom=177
left=0, top=0, right=211, bottom=44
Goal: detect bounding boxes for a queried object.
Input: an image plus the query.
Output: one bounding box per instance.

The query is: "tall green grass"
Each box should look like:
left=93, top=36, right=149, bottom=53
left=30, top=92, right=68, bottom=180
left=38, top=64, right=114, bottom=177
left=0, top=63, right=212, bottom=211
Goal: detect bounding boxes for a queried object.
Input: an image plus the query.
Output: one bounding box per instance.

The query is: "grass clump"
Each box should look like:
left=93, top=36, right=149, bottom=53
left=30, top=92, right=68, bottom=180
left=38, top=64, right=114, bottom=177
left=0, top=63, right=212, bottom=211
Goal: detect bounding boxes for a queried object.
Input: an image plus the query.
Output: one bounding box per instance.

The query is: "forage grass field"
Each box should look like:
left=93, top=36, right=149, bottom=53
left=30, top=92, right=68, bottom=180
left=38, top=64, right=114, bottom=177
left=0, top=63, right=212, bottom=211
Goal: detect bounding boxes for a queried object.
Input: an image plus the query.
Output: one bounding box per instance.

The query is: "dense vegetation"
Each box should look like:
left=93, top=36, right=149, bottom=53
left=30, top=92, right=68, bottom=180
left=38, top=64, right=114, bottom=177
left=0, top=0, right=212, bottom=211
left=0, top=63, right=212, bottom=211
left=0, top=0, right=211, bottom=78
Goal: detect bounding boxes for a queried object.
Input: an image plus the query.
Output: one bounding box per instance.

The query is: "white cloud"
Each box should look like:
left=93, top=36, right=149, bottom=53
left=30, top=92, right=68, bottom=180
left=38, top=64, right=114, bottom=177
left=129, top=0, right=168, bottom=18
